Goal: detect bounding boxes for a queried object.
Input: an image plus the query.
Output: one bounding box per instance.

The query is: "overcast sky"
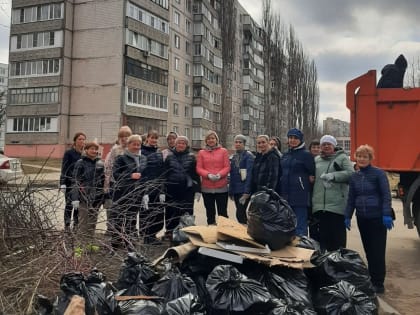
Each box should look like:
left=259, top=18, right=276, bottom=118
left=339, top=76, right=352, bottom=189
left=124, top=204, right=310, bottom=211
left=238, top=0, right=420, bottom=122
left=1, top=1, right=419, bottom=123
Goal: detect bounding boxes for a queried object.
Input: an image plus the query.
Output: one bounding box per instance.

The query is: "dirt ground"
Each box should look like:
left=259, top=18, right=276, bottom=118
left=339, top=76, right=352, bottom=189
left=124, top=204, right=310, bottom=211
left=346, top=199, right=420, bottom=315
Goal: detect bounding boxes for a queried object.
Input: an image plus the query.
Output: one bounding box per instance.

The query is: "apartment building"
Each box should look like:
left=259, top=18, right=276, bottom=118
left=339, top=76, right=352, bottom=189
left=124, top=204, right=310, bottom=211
left=0, top=63, right=7, bottom=150
left=6, top=0, right=264, bottom=157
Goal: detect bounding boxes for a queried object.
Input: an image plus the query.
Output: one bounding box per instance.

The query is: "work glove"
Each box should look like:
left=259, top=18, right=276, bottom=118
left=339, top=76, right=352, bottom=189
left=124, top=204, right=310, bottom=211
left=320, top=173, right=334, bottom=182
left=207, top=174, right=218, bottom=181
left=344, top=217, right=351, bottom=230
left=72, top=200, right=80, bottom=210
left=239, top=194, right=250, bottom=205
left=59, top=184, right=66, bottom=193
left=194, top=192, right=201, bottom=202
left=159, top=194, right=166, bottom=203
left=142, top=195, right=149, bottom=210
left=214, top=173, right=221, bottom=180
left=383, top=215, right=394, bottom=230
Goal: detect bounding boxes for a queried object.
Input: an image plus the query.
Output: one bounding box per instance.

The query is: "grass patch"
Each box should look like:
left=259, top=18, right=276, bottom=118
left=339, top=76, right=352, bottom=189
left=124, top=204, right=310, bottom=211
left=22, top=165, right=58, bottom=174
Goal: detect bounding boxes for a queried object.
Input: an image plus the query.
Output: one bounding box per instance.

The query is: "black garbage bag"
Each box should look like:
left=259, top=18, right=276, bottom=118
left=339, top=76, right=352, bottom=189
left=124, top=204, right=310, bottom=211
left=205, top=265, right=271, bottom=312
left=258, top=269, right=313, bottom=309
left=314, top=280, right=378, bottom=315
left=296, top=235, right=321, bottom=252
left=161, top=293, right=206, bottom=315
left=268, top=298, right=317, bottom=315
left=116, top=252, right=159, bottom=294
left=173, top=214, right=195, bottom=244
left=377, top=54, right=407, bottom=88
left=247, top=188, right=297, bottom=250
left=152, top=268, right=197, bottom=302
left=305, top=248, right=375, bottom=299
left=35, top=294, right=54, bottom=315
left=119, top=299, right=162, bottom=315
left=56, top=270, right=118, bottom=315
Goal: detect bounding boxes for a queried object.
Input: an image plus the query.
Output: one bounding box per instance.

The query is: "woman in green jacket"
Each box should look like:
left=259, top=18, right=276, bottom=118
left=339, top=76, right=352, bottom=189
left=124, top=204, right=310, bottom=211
left=312, top=135, right=354, bottom=251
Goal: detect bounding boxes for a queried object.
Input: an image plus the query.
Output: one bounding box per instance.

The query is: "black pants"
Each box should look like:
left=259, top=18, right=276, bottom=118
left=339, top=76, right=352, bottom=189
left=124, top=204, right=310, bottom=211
left=315, top=211, right=347, bottom=251
left=357, top=216, right=387, bottom=287
left=64, top=187, right=78, bottom=227
left=139, top=191, right=164, bottom=238
left=202, top=192, right=228, bottom=225
left=165, top=186, right=194, bottom=232
left=233, top=194, right=249, bottom=224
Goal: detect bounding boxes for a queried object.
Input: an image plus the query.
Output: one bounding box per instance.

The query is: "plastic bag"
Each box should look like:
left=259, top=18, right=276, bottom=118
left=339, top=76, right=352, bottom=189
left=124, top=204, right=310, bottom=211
left=116, top=252, right=158, bottom=294
left=314, top=280, right=377, bottom=315
left=268, top=298, right=318, bottom=315
left=205, top=265, right=271, bottom=312
left=152, top=268, right=197, bottom=302
left=161, top=293, right=205, bottom=315
left=305, top=248, right=376, bottom=299
left=173, top=214, right=195, bottom=244
left=56, top=270, right=118, bottom=315
left=247, top=188, right=297, bottom=250
left=296, top=235, right=321, bottom=251
left=119, top=299, right=162, bottom=315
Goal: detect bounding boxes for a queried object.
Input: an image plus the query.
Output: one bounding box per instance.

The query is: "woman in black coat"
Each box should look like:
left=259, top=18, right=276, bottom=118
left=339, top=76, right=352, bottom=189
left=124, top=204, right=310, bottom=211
left=164, top=136, right=200, bottom=238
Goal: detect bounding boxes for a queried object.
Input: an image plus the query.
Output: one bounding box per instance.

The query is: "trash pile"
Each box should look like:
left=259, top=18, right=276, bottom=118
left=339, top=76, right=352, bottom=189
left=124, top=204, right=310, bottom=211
left=35, top=190, right=378, bottom=314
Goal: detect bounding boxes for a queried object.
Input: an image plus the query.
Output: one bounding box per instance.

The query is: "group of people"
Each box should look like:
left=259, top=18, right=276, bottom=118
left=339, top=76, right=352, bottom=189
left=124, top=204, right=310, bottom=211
left=60, top=126, right=393, bottom=294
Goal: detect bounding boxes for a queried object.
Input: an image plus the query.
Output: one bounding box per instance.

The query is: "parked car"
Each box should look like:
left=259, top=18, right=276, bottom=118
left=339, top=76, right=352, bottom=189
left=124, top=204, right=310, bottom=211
left=0, top=154, right=24, bottom=183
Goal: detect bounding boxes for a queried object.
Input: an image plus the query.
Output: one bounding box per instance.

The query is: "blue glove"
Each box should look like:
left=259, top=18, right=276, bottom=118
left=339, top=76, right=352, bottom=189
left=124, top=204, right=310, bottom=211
left=320, top=173, right=334, bottom=181
left=344, top=217, right=351, bottom=230
left=383, top=215, right=394, bottom=230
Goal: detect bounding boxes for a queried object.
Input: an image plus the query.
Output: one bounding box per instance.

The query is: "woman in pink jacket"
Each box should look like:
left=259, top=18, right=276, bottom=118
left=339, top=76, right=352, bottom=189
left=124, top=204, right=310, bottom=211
left=196, top=130, right=230, bottom=225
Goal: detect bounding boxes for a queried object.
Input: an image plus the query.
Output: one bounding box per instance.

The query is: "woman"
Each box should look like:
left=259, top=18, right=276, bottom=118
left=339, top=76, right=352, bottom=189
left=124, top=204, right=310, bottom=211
left=72, top=142, right=105, bottom=239
left=140, top=129, right=165, bottom=244
left=60, top=131, right=86, bottom=232
left=104, top=125, right=132, bottom=235
left=164, top=136, right=200, bottom=237
left=312, top=135, right=353, bottom=251
left=196, top=130, right=230, bottom=225
left=279, top=128, right=315, bottom=236
left=161, top=131, right=178, bottom=161
left=344, top=144, right=393, bottom=294
left=248, top=135, right=281, bottom=195
left=112, top=134, right=147, bottom=250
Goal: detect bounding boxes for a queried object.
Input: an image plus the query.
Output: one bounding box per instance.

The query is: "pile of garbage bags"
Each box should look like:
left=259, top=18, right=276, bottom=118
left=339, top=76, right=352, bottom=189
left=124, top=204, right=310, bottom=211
left=36, top=246, right=379, bottom=315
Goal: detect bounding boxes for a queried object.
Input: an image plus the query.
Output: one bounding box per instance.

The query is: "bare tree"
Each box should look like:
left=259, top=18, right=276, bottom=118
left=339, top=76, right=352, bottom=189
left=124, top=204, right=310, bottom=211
left=406, top=57, right=420, bottom=87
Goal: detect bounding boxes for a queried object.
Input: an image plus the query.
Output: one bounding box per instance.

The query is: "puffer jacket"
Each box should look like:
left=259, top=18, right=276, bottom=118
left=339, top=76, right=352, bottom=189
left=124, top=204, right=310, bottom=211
left=248, top=148, right=281, bottom=194
left=229, top=150, right=255, bottom=195
left=345, top=164, right=392, bottom=219
left=112, top=152, right=147, bottom=201
left=280, top=143, right=315, bottom=207
left=72, top=156, right=105, bottom=204
left=312, top=149, right=354, bottom=215
left=60, top=147, right=82, bottom=187
left=164, top=149, right=200, bottom=192
left=196, top=146, right=230, bottom=192
left=141, top=145, right=164, bottom=194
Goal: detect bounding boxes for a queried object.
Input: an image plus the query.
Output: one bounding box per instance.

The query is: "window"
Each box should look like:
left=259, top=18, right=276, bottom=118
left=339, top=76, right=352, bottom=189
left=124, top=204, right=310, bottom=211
left=127, top=87, right=168, bottom=110
left=185, top=41, right=191, bottom=55
left=185, top=63, right=190, bottom=75
left=126, top=57, right=168, bottom=86
left=126, top=2, right=169, bottom=34
left=9, top=87, right=59, bottom=105
left=12, top=3, right=64, bottom=24
left=184, top=105, right=190, bottom=117
left=185, top=84, right=190, bottom=97
left=173, top=103, right=179, bottom=116
left=174, top=57, right=180, bottom=71
left=174, top=34, right=180, bottom=49
left=174, top=79, right=179, bottom=93
left=186, top=0, right=192, bottom=12
left=7, top=116, right=57, bottom=133
left=174, top=11, right=180, bottom=25
left=185, top=19, right=192, bottom=33
left=10, top=59, right=60, bottom=77
left=149, top=0, right=169, bottom=10
left=11, top=30, right=62, bottom=51
left=184, top=127, right=190, bottom=138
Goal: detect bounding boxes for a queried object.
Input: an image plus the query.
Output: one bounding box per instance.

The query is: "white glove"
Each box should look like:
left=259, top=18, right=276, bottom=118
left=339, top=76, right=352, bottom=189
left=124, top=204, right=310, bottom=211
left=208, top=174, right=218, bottom=181
left=60, top=184, right=66, bottom=193
left=215, top=173, right=221, bottom=180
left=159, top=194, right=166, bottom=203
left=320, top=173, right=334, bottom=182
left=194, top=193, right=201, bottom=202
left=72, top=200, right=80, bottom=209
left=322, top=180, right=332, bottom=188
left=142, top=195, right=149, bottom=210
left=239, top=194, right=249, bottom=205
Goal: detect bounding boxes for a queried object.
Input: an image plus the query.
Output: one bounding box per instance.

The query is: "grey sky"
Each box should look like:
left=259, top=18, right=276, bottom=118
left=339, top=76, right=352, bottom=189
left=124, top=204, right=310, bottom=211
left=238, top=0, right=420, bottom=122
left=1, top=1, right=419, bottom=123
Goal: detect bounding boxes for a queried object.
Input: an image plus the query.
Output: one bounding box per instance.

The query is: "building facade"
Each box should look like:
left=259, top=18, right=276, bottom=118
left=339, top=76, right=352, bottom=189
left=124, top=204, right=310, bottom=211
left=6, top=0, right=263, bottom=157
left=0, top=63, right=7, bottom=151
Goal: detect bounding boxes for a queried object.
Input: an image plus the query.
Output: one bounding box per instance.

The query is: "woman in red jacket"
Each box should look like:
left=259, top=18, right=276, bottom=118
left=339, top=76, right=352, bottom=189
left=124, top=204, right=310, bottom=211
left=196, top=130, right=230, bottom=225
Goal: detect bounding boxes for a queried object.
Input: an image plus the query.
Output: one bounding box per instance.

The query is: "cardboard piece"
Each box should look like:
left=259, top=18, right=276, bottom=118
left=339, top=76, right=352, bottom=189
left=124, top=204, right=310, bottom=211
left=153, top=242, right=197, bottom=266
left=181, top=225, right=218, bottom=243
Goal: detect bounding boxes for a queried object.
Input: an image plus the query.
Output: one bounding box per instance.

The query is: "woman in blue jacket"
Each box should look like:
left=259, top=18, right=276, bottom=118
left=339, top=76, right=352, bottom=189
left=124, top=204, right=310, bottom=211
left=280, top=128, right=315, bottom=236
left=345, top=144, right=393, bottom=294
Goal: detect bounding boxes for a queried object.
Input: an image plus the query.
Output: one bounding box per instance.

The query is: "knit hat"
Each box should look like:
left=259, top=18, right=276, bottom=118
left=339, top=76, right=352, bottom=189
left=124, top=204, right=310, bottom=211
left=175, top=136, right=189, bottom=145
left=287, top=128, right=304, bottom=142
left=205, top=130, right=219, bottom=144
left=320, top=135, right=337, bottom=146
left=234, top=134, right=247, bottom=144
